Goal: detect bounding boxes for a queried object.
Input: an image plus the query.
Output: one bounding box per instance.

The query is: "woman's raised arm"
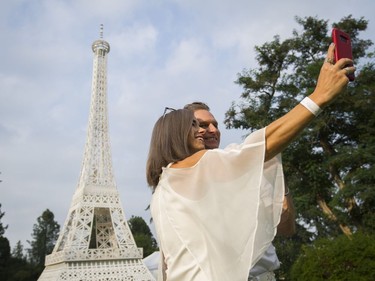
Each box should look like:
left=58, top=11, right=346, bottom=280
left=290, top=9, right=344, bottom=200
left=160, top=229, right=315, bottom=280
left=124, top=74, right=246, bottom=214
left=265, top=43, right=355, bottom=161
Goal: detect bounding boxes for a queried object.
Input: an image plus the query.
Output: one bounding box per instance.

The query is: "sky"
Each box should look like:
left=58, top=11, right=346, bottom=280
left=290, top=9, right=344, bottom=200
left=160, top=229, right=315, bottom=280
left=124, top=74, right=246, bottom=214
left=1, top=0, right=374, bottom=250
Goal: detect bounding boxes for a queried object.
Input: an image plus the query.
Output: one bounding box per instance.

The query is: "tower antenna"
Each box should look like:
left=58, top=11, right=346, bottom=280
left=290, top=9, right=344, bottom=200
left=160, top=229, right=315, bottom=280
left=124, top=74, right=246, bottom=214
left=100, top=24, right=104, bottom=39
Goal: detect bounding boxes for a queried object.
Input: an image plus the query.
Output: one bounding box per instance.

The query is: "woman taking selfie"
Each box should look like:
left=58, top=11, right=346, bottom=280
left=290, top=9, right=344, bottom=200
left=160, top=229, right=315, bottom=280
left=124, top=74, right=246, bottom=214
left=146, top=44, right=355, bottom=281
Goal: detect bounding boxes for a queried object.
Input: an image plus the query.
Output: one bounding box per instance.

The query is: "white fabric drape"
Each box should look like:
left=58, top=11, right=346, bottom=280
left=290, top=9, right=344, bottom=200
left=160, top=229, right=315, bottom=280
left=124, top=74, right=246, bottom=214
left=151, top=128, right=285, bottom=281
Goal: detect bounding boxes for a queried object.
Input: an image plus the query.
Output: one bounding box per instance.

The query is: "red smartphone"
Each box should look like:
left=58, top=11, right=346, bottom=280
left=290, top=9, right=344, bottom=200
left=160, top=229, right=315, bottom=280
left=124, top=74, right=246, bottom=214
left=332, top=28, right=355, bottom=81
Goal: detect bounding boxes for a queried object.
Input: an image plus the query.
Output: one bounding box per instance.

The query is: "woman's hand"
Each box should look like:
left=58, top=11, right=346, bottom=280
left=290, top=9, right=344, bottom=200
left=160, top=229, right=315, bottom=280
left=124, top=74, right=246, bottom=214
left=310, top=43, right=355, bottom=107
left=264, top=44, right=355, bottom=161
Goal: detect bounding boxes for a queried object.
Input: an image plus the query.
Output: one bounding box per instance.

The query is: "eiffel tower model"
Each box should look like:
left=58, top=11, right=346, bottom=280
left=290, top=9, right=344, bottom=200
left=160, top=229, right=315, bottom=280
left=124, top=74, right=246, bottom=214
left=38, top=26, right=155, bottom=281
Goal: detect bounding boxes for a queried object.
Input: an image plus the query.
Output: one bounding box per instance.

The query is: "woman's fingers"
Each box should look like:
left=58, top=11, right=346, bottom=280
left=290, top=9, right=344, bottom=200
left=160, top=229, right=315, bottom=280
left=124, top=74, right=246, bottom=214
left=334, top=58, right=355, bottom=81
left=343, top=66, right=356, bottom=77
left=335, top=57, right=354, bottom=69
left=325, top=43, right=335, bottom=64
left=326, top=43, right=355, bottom=76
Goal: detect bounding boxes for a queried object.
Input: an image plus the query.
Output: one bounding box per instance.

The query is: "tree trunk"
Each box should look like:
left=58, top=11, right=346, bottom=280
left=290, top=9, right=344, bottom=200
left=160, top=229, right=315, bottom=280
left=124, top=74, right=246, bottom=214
left=316, top=195, right=352, bottom=237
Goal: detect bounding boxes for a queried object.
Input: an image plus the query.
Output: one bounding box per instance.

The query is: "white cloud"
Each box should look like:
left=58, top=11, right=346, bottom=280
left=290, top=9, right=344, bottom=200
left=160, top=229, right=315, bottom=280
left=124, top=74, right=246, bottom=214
left=165, top=38, right=210, bottom=75
left=109, top=24, right=158, bottom=57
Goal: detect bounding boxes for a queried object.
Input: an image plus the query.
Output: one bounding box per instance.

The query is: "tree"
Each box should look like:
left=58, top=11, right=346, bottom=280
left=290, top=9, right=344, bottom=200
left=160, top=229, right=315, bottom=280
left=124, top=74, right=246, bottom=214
left=0, top=203, right=10, bottom=280
left=27, top=209, right=60, bottom=269
left=224, top=15, right=374, bottom=279
left=290, top=232, right=375, bottom=280
left=12, top=240, right=25, bottom=261
left=3, top=240, right=36, bottom=281
left=128, top=216, right=158, bottom=257
left=225, top=15, right=374, bottom=236
left=0, top=236, right=11, bottom=281
left=0, top=204, right=8, bottom=237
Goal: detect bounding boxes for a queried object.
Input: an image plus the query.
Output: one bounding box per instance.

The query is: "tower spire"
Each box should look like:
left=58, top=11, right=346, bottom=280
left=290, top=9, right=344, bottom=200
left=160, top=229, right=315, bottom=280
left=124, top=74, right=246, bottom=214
left=38, top=28, right=155, bottom=281
left=100, top=24, right=104, bottom=39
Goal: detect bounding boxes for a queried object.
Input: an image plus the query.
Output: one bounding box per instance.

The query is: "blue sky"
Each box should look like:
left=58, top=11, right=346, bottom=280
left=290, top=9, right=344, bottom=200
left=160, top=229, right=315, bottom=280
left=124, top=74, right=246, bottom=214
left=1, top=0, right=374, bottom=250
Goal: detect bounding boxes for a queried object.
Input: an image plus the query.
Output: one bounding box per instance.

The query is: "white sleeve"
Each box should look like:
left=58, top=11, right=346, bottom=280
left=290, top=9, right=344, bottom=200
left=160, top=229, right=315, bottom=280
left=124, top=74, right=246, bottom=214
left=154, top=128, right=284, bottom=280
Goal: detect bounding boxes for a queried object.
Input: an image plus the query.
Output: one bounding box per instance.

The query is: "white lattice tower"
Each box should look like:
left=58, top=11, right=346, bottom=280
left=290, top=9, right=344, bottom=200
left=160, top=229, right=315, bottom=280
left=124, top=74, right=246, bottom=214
left=38, top=25, right=155, bottom=281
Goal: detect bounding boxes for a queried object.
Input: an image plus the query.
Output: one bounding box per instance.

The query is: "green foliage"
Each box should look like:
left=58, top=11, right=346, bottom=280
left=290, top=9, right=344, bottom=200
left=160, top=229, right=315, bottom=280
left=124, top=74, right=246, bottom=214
left=128, top=216, right=158, bottom=258
left=0, top=236, right=11, bottom=280
left=27, top=209, right=60, bottom=268
left=0, top=205, right=36, bottom=281
left=273, top=223, right=313, bottom=280
left=225, top=14, right=375, bottom=279
left=0, top=206, right=64, bottom=280
left=0, top=203, right=10, bottom=280
left=291, top=232, right=375, bottom=280
left=0, top=204, right=8, bottom=237
left=226, top=15, right=375, bottom=236
left=12, top=241, right=25, bottom=261
left=3, top=256, right=36, bottom=281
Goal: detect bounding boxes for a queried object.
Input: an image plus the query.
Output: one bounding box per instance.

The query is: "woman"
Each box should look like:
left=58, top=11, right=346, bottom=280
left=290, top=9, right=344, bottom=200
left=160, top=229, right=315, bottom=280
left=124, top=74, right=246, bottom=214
left=146, top=44, right=355, bottom=281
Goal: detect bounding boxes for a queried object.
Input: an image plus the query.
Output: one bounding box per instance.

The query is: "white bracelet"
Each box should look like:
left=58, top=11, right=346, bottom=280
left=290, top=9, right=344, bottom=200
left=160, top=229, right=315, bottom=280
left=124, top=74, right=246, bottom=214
left=300, top=97, right=322, bottom=116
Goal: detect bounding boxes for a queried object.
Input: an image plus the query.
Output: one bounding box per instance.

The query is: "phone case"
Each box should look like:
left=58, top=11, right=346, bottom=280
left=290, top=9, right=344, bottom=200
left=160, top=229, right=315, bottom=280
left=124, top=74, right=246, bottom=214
left=332, top=28, right=355, bottom=81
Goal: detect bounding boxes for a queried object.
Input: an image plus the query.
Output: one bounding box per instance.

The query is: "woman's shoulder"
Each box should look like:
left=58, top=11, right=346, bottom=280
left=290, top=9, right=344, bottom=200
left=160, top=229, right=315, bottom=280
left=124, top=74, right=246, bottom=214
left=171, top=150, right=207, bottom=168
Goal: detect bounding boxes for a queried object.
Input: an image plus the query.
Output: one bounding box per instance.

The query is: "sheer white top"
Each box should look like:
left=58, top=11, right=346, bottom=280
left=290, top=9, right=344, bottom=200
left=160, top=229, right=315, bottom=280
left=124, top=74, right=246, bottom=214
left=151, top=128, right=285, bottom=281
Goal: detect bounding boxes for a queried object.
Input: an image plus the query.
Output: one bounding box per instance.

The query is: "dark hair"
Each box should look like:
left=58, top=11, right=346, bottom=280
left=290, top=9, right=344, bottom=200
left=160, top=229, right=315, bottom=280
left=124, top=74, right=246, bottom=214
left=146, top=109, right=196, bottom=189
left=183, top=101, right=210, bottom=112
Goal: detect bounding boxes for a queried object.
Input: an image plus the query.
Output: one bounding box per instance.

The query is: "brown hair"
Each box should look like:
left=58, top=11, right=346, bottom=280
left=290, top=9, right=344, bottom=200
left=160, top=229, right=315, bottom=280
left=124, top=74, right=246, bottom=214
left=146, top=109, right=197, bottom=189
left=184, top=101, right=210, bottom=111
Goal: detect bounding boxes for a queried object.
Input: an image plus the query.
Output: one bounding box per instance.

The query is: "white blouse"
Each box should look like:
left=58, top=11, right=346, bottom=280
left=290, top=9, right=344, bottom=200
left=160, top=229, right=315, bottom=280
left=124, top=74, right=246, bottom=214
left=151, top=128, right=285, bottom=281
